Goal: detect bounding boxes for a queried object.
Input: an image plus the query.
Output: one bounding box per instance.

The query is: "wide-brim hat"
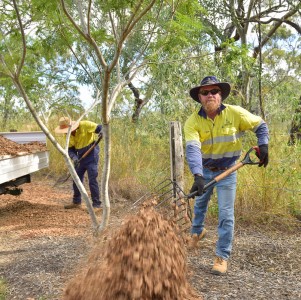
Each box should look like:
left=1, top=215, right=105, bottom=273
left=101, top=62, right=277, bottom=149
left=55, top=117, right=79, bottom=134
left=189, top=76, right=231, bottom=102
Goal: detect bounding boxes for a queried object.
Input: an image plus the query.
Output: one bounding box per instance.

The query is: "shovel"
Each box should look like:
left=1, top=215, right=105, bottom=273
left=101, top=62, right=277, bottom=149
left=53, top=133, right=103, bottom=187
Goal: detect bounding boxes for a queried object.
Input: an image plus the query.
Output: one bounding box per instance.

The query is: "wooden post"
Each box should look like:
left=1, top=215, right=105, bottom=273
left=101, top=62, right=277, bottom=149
left=169, top=121, right=184, bottom=197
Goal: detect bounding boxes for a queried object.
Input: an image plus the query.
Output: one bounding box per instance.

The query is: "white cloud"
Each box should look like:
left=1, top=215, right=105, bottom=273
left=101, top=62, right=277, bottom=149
left=79, top=85, right=94, bottom=108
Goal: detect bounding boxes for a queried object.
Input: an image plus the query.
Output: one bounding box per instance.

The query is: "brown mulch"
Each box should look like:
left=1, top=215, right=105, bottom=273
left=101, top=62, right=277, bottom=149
left=63, top=206, right=201, bottom=300
left=0, top=177, right=300, bottom=300
left=0, top=135, right=48, bottom=157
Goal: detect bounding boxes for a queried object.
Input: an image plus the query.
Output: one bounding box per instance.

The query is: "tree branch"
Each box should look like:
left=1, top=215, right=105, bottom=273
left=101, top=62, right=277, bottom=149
left=60, top=0, right=107, bottom=68
left=12, top=0, right=26, bottom=78
left=253, top=5, right=301, bottom=59
left=260, top=18, right=301, bottom=34
left=87, top=0, right=92, bottom=35
left=108, top=0, right=157, bottom=73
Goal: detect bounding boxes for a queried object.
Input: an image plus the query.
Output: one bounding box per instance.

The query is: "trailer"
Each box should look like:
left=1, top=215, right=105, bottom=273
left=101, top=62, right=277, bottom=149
left=0, top=131, right=49, bottom=195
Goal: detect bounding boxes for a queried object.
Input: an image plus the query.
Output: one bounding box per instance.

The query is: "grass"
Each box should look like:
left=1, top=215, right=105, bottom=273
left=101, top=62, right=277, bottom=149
left=0, top=277, right=7, bottom=300
left=234, top=132, right=301, bottom=226
left=4, top=115, right=301, bottom=228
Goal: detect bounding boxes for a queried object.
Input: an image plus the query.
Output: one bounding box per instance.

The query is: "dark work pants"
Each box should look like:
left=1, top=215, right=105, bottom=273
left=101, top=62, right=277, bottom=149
left=72, top=161, right=101, bottom=207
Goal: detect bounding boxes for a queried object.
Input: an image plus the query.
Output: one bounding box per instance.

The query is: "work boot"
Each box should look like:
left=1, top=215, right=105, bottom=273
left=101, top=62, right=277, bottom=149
left=188, top=228, right=207, bottom=248
left=64, top=203, right=81, bottom=209
left=93, top=207, right=102, bottom=213
left=86, top=205, right=103, bottom=214
left=211, top=256, right=227, bottom=275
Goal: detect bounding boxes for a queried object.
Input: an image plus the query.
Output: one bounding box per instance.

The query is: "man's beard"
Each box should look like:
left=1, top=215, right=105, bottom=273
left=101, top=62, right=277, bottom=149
left=203, top=101, right=220, bottom=114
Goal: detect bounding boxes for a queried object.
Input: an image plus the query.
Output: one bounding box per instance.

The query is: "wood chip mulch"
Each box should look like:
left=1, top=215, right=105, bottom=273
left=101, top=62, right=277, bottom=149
left=0, top=135, right=48, bottom=157
left=63, top=206, right=202, bottom=300
left=0, top=178, right=300, bottom=300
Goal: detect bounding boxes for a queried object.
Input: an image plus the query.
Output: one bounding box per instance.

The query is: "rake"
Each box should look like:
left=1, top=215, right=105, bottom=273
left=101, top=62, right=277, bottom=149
left=132, top=146, right=261, bottom=231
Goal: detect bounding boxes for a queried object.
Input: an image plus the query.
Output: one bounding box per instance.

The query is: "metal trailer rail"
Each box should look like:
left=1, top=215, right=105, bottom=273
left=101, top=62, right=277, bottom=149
left=0, top=131, right=49, bottom=195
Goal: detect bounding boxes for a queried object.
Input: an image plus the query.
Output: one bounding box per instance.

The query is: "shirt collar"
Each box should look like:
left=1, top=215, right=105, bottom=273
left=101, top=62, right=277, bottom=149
left=198, top=103, right=226, bottom=118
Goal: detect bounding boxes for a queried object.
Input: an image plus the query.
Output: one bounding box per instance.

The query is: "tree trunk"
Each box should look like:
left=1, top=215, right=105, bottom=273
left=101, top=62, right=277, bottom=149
left=288, top=97, right=301, bottom=145
left=99, top=122, right=111, bottom=230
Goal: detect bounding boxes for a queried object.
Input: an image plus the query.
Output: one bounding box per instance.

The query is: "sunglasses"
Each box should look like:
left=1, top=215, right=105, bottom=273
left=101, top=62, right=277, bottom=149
left=199, top=89, right=221, bottom=96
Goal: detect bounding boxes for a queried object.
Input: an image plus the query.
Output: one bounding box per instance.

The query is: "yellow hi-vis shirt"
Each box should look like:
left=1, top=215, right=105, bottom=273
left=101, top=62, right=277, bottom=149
left=184, top=104, right=265, bottom=167
left=69, top=120, right=99, bottom=150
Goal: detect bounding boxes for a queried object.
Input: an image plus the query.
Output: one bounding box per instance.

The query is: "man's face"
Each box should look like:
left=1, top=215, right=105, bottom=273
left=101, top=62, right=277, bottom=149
left=198, top=85, right=222, bottom=114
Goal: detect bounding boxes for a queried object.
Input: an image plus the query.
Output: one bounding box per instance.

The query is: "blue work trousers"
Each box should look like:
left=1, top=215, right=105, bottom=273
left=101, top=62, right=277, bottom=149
left=72, top=161, right=101, bottom=207
left=191, top=168, right=237, bottom=260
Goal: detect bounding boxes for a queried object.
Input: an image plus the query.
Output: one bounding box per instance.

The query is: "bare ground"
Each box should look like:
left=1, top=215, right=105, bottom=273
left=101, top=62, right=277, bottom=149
left=0, top=176, right=300, bottom=300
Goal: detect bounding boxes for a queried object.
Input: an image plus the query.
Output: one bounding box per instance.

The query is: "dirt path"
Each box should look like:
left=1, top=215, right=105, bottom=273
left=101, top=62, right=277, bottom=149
left=0, top=177, right=300, bottom=300
left=187, top=226, right=301, bottom=299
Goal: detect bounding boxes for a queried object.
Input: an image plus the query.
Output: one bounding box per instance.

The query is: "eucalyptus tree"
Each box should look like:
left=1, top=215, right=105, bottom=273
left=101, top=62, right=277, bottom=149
left=118, top=1, right=216, bottom=123
left=196, top=0, right=301, bottom=116
left=256, top=23, right=301, bottom=127
left=0, top=1, right=101, bottom=231
left=1, top=0, right=210, bottom=231
left=0, top=1, right=84, bottom=125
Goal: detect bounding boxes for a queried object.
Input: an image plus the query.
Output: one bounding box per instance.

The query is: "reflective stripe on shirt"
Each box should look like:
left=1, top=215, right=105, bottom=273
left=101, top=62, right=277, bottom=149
left=184, top=104, right=269, bottom=172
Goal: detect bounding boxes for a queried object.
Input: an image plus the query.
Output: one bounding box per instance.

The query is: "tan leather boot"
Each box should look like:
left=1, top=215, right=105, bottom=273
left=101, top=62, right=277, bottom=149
left=86, top=206, right=102, bottom=214
left=211, top=256, right=227, bottom=275
left=188, top=228, right=207, bottom=248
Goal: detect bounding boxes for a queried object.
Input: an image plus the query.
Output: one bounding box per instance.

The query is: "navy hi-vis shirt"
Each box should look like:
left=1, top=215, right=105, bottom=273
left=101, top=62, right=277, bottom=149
left=184, top=104, right=269, bottom=176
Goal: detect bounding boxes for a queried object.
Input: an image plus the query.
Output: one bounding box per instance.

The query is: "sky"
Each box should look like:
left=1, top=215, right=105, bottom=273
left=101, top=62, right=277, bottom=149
left=79, top=85, right=94, bottom=109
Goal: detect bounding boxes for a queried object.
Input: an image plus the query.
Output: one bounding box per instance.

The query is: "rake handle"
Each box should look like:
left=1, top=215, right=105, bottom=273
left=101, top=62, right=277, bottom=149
left=187, top=162, right=244, bottom=199
left=186, top=146, right=260, bottom=199
left=213, top=161, right=243, bottom=183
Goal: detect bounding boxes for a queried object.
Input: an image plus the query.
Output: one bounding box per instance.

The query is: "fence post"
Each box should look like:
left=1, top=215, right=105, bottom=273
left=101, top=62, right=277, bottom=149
left=169, top=121, right=184, bottom=197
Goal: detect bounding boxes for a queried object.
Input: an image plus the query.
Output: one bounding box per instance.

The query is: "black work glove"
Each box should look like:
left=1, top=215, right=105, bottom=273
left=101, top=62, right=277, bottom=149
left=257, top=144, right=269, bottom=167
left=190, top=175, right=205, bottom=197
left=98, top=131, right=103, bottom=140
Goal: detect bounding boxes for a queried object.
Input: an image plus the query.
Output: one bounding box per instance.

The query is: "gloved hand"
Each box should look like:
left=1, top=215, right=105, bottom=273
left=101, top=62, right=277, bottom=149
left=98, top=131, right=103, bottom=140
left=190, top=175, right=205, bottom=197
left=73, top=158, right=80, bottom=168
left=257, top=144, right=269, bottom=167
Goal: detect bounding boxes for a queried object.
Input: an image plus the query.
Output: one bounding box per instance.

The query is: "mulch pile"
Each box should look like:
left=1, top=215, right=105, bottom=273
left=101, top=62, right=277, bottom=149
left=0, top=135, right=48, bottom=156
left=63, top=206, right=202, bottom=300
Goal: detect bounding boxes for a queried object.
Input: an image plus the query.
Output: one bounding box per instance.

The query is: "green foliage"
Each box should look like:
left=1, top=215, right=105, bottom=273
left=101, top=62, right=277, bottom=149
left=166, top=1, right=204, bottom=47
left=221, top=42, right=256, bottom=76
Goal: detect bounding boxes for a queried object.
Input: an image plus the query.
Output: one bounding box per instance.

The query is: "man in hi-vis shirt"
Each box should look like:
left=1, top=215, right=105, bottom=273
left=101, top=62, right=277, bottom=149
left=184, top=76, right=269, bottom=275
left=55, top=117, right=102, bottom=212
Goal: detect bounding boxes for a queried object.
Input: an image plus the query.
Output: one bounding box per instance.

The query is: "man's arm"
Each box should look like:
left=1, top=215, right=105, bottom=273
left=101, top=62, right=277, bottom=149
left=186, top=140, right=203, bottom=176
left=255, top=121, right=269, bottom=167
left=68, top=147, right=77, bottom=159
left=255, top=121, right=269, bottom=145
left=95, top=124, right=102, bottom=134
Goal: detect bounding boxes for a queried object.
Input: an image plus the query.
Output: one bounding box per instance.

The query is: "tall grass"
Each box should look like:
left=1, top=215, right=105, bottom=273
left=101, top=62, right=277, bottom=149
left=110, top=119, right=300, bottom=227
left=4, top=115, right=300, bottom=227
left=0, top=277, right=7, bottom=300
left=234, top=129, right=301, bottom=226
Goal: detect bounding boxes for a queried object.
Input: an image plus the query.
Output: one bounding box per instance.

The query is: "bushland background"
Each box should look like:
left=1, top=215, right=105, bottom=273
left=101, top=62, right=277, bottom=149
left=1, top=0, right=300, bottom=223
left=0, top=1, right=301, bottom=299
